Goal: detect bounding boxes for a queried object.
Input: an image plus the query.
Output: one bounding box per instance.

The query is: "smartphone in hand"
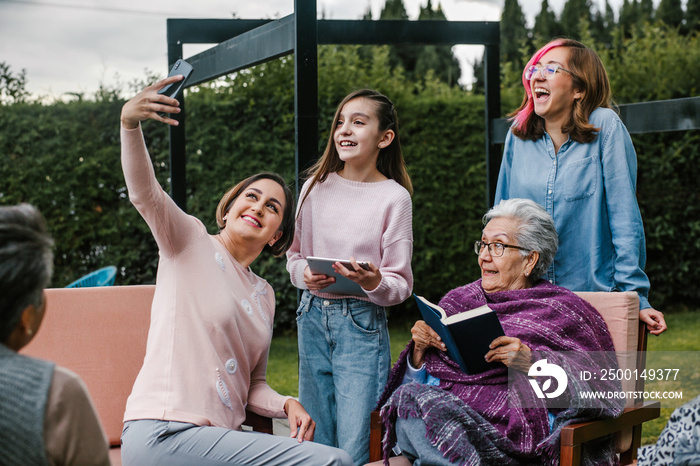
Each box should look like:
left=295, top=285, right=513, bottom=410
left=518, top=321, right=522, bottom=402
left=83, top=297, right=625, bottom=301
left=158, top=59, right=193, bottom=102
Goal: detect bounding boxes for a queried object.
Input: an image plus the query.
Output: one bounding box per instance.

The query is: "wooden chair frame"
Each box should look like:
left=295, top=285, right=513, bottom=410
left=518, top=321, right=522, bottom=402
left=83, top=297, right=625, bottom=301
left=368, top=301, right=661, bottom=465
left=244, top=409, right=274, bottom=434
left=559, top=320, right=660, bottom=465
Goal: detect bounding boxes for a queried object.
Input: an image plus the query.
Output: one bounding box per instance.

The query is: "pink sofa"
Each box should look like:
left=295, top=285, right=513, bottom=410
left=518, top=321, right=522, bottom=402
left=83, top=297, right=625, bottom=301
left=21, top=285, right=274, bottom=465
left=22, top=285, right=156, bottom=465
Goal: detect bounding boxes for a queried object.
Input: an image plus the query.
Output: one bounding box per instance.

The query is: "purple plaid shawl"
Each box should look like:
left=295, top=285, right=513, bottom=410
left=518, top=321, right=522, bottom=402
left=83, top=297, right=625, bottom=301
left=378, top=280, right=624, bottom=466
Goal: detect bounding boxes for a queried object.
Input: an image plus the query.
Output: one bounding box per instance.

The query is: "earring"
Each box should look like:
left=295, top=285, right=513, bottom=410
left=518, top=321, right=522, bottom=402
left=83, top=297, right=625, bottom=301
left=25, top=328, right=33, bottom=336
left=525, top=271, right=530, bottom=277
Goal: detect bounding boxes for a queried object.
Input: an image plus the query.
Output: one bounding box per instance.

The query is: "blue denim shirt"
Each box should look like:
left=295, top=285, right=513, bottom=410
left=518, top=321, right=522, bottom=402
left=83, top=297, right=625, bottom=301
left=495, top=107, right=651, bottom=310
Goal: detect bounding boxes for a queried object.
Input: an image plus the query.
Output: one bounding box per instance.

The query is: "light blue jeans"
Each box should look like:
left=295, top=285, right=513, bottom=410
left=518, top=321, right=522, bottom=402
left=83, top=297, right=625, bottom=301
left=296, top=290, right=391, bottom=466
left=121, top=419, right=353, bottom=466
left=395, top=416, right=461, bottom=465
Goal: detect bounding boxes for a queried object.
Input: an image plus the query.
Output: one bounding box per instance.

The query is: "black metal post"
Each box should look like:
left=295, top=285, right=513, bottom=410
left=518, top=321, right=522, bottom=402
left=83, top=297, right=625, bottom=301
left=294, top=0, right=319, bottom=196
left=166, top=36, right=187, bottom=211
left=484, top=41, right=501, bottom=209
left=165, top=17, right=502, bottom=207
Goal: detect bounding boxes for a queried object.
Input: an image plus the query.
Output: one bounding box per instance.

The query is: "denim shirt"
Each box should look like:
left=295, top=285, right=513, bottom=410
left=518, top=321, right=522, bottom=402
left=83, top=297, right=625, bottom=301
left=495, top=107, right=651, bottom=310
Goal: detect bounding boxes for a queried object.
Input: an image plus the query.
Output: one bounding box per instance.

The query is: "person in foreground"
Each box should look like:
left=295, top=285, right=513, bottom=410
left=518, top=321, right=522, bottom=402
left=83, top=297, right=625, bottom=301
left=495, top=38, right=667, bottom=336
left=119, top=75, right=352, bottom=466
left=635, top=394, right=700, bottom=466
left=0, top=204, right=110, bottom=466
left=376, top=198, right=624, bottom=466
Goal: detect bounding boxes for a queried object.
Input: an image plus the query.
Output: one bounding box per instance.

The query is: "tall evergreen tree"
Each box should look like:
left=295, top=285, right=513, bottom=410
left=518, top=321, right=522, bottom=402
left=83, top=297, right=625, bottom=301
left=380, top=0, right=409, bottom=20
left=560, top=0, right=593, bottom=39
left=605, top=0, right=617, bottom=28
left=414, top=0, right=461, bottom=85
left=376, top=0, right=462, bottom=86
left=588, top=0, right=616, bottom=46
left=687, top=0, right=700, bottom=32
left=501, top=0, right=529, bottom=68
left=474, top=0, right=529, bottom=96
left=418, top=0, right=440, bottom=19
left=471, top=55, right=485, bottom=94
left=380, top=0, right=418, bottom=82
left=656, top=0, right=684, bottom=28
left=590, top=6, right=609, bottom=45
left=533, top=0, right=562, bottom=41
left=619, top=0, right=640, bottom=36
left=638, top=0, right=654, bottom=24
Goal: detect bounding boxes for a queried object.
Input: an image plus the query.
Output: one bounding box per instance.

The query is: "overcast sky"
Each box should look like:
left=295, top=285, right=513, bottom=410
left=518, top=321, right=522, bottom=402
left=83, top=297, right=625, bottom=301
left=0, top=0, right=595, bottom=99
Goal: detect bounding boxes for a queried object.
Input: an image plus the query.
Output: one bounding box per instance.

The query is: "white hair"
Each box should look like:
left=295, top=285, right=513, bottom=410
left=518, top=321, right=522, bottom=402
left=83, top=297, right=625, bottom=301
left=483, top=198, right=558, bottom=280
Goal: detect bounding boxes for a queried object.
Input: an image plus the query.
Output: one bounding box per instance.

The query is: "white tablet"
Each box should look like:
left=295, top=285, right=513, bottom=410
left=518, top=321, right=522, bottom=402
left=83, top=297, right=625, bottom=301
left=306, top=256, right=370, bottom=297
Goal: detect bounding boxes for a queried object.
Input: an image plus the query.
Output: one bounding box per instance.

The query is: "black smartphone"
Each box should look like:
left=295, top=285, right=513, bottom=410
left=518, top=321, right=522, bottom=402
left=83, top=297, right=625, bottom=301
left=157, top=59, right=193, bottom=101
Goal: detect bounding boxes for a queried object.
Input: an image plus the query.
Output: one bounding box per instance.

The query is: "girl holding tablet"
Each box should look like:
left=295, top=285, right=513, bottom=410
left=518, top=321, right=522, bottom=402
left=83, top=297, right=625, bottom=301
left=287, top=89, right=413, bottom=464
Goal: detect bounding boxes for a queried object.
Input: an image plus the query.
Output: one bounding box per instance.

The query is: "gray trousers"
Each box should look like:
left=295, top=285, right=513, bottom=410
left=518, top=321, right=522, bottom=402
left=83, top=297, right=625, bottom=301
left=121, top=419, right=353, bottom=466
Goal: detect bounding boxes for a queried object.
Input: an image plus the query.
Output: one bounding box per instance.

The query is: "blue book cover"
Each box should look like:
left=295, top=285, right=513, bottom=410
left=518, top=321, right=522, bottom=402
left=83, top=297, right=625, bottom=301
left=414, top=294, right=505, bottom=374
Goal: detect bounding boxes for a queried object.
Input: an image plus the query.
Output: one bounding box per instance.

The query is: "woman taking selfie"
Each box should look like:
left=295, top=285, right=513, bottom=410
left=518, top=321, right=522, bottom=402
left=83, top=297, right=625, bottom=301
left=119, top=75, right=352, bottom=466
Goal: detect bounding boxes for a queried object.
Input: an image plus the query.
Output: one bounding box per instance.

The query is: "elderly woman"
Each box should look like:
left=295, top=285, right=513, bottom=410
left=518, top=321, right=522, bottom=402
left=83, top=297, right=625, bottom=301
left=377, top=199, right=624, bottom=466
left=0, top=204, right=109, bottom=465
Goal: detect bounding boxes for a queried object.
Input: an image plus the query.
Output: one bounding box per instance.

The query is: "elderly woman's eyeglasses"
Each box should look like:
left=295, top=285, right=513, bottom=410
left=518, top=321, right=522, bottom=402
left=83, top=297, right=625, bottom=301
left=524, top=64, right=573, bottom=80
left=474, top=240, right=529, bottom=257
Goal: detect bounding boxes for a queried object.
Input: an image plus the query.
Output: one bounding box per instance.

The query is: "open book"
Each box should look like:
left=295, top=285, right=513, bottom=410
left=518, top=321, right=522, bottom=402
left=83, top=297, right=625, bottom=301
left=414, top=294, right=505, bottom=374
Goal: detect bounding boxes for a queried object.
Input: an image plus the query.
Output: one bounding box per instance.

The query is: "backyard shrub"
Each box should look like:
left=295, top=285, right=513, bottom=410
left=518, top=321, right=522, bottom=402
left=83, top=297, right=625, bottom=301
left=1, top=36, right=698, bottom=332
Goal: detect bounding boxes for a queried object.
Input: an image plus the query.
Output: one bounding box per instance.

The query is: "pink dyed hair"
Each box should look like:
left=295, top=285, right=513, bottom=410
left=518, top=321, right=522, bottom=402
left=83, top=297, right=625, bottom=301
left=511, top=39, right=568, bottom=133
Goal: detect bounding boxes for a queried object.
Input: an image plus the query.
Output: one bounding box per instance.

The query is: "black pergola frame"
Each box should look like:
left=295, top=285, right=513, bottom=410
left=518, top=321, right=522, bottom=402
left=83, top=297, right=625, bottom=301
left=164, top=0, right=501, bottom=209
left=164, top=1, right=700, bottom=212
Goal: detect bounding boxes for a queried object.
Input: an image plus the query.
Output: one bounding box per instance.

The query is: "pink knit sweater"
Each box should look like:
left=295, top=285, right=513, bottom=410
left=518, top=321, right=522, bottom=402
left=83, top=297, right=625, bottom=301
left=121, top=125, right=290, bottom=429
left=286, top=172, right=413, bottom=307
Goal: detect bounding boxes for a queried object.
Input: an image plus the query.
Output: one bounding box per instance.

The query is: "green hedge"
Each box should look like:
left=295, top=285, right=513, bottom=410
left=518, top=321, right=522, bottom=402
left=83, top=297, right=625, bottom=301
left=180, top=47, right=489, bottom=329
left=1, top=38, right=699, bottom=333
left=635, top=131, right=700, bottom=309
left=0, top=97, right=161, bottom=286
left=598, top=24, right=700, bottom=310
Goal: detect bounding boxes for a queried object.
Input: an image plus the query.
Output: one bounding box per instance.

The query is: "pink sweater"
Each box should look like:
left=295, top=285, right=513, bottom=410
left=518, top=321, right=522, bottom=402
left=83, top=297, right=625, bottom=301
left=286, top=172, right=413, bottom=307
left=121, top=125, right=290, bottom=429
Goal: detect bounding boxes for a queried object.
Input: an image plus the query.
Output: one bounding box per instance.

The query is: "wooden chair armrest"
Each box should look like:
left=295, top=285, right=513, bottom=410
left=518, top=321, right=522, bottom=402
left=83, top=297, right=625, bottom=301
left=369, top=410, right=383, bottom=462
left=244, top=409, right=274, bottom=434
left=561, top=401, right=661, bottom=445
left=560, top=401, right=661, bottom=466
left=371, top=401, right=660, bottom=466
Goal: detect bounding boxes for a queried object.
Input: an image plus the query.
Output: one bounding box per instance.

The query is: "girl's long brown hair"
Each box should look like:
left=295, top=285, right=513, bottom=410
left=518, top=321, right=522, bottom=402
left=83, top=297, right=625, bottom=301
left=298, top=89, right=412, bottom=213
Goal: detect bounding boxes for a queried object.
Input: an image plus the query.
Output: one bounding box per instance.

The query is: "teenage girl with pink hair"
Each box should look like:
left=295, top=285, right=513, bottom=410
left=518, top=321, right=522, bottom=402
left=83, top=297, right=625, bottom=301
left=495, top=38, right=667, bottom=335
